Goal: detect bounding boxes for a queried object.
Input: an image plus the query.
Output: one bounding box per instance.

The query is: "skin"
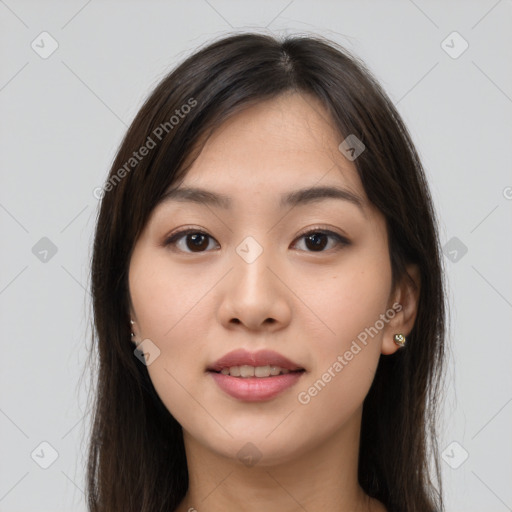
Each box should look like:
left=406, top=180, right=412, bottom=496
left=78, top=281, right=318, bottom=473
left=128, top=92, right=420, bottom=512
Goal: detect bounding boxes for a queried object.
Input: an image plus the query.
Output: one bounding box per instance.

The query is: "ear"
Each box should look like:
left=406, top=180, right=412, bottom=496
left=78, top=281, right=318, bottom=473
left=381, top=264, right=421, bottom=355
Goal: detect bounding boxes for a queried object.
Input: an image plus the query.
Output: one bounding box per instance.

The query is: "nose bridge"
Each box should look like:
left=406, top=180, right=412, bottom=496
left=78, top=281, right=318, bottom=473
left=235, top=234, right=268, bottom=267
left=233, top=234, right=276, bottom=294
left=218, top=225, right=293, bottom=330
left=217, top=232, right=291, bottom=330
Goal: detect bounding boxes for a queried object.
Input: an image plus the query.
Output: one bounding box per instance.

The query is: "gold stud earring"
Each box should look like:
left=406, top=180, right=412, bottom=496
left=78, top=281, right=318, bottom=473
left=393, top=334, right=406, bottom=347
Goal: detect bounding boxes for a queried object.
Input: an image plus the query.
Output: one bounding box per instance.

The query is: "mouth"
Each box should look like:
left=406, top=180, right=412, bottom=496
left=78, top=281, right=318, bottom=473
left=206, top=349, right=305, bottom=401
left=207, top=348, right=305, bottom=375
left=210, top=365, right=304, bottom=378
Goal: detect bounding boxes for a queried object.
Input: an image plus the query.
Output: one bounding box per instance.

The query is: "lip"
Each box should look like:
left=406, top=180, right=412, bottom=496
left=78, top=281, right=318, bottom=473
left=207, top=349, right=303, bottom=372
left=207, top=349, right=305, bottom=402
left=209, top=372, right=304, bottom=402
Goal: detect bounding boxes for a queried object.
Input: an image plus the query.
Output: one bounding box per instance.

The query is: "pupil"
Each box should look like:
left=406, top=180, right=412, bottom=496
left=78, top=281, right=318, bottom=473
left=187, top=233, right=208, bottom=251
left=306, top=233, right=327, bottom=251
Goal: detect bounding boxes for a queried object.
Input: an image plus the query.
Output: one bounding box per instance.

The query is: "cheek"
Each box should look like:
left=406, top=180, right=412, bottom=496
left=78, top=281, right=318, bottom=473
left=294, top=249, right=392, bottom=354
left=129, top=249, right=218, bottom=343
left=129, top=250, right=224, bottom=421
left=291, top=252, right=391, bottom=417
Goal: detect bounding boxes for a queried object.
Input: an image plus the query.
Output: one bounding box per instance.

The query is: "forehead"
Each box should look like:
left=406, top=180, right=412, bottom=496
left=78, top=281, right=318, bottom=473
left=175, top=92, right=366, bottom=203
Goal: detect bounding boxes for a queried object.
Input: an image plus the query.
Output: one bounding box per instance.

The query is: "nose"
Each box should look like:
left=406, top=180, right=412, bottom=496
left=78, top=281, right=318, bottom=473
left=217, top=242, right=292, bottom=332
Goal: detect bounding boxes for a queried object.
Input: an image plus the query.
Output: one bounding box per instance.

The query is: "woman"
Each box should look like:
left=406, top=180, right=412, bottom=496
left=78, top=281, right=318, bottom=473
left=87, top=32, right=446, bottom=512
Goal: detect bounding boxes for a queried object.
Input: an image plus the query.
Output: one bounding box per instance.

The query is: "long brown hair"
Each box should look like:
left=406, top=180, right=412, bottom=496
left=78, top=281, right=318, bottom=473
left=86, top=32, right=446, bottom=512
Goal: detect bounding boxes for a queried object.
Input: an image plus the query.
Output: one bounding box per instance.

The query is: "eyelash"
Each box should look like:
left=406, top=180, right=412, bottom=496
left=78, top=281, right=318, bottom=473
left=163, top=226, right=350, bottom=254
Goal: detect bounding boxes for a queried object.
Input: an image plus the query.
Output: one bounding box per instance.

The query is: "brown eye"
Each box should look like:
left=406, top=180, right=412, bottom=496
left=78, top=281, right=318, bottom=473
left=164, top=229, right=219, bottom=253
left=292, top=229, right=349, bottom=253
left=304, top=232, right=328, bottom=251
left=186, top=233, right=209, bottom=252
left=164, top=227, right=349, bottom=254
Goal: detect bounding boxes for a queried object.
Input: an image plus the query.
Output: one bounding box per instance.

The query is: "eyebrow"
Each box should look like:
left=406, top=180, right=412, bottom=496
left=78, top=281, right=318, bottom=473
left=158, top=185, right=365, bottom=213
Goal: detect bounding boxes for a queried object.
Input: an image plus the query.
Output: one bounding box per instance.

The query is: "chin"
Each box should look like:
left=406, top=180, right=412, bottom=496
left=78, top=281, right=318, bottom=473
left=182, top=411, right=327, bottom=468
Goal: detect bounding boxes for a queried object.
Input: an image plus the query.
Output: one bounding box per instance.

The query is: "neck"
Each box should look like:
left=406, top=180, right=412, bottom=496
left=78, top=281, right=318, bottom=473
left=175, top=406, right=386, bottom=512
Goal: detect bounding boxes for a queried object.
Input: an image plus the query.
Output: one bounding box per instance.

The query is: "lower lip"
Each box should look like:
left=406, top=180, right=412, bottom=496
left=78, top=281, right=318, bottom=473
left=209, top=371, right=304, bottom=402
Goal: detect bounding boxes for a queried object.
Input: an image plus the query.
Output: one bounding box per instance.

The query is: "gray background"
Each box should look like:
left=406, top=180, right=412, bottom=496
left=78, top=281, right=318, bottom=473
left=1, top=0, right=511, bottom=511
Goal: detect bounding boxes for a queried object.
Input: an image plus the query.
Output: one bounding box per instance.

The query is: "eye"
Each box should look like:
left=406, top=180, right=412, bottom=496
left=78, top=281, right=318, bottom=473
left=292, top=228, right=350, bottom=253
left=164, top=228, right=219, bottom=253
left=163, top=227, right=350, bottom=254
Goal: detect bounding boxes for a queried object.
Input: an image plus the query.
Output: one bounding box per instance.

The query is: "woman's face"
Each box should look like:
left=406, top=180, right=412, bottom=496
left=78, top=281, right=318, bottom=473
left=128, top=92, right=411, bottom=465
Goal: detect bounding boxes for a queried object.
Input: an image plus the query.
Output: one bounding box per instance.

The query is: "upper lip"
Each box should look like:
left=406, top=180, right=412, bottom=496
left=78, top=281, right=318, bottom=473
left=207, top=349, right=304, bottom=372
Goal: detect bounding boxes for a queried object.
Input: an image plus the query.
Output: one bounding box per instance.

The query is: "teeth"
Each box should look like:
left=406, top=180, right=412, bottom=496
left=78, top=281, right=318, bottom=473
left=255, top=365, right=270, bottom=377
left=240, top=365, right=254, bottom=378
left=229, top=366, right=240, bottom=377
left=218, top=365, right=294, bottom=378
